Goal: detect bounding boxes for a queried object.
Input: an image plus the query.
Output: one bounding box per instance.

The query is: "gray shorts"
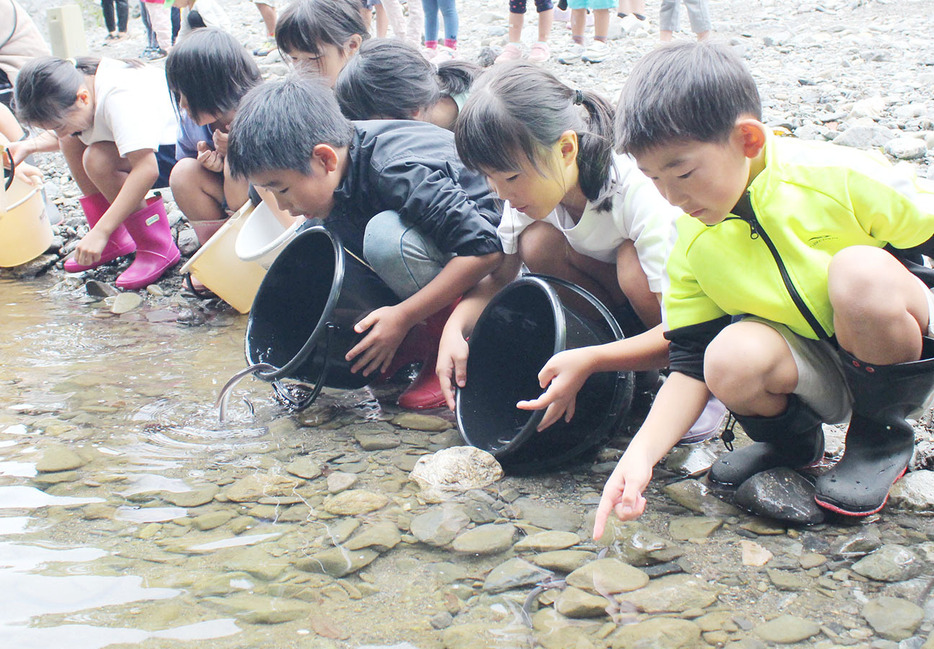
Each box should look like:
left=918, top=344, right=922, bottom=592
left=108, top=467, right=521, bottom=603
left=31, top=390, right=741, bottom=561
left=747, top=283, right=934, bottom=424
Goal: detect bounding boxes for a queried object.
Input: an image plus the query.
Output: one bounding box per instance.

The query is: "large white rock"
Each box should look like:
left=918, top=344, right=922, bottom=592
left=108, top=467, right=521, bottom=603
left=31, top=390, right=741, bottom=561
left=409, top=446, right=503, bottom=502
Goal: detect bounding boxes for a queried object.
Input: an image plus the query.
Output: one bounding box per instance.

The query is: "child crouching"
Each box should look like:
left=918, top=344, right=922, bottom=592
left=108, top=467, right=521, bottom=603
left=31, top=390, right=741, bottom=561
left=226, top=77, right=503, bottom=410
left=595, top=42, right=934, bottom=535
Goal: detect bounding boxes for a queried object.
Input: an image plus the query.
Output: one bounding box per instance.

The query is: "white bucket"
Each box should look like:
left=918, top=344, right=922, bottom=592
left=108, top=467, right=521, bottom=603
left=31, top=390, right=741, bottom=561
left=234, top=200, right=303, bottom=269
left=179, top=201, right=267, bottom=314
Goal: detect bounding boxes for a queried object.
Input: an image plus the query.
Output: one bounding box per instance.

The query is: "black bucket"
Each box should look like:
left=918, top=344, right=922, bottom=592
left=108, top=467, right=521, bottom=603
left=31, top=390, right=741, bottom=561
left=455, top=275, right=634, bottom=473
left=242, top=224, right=399, bottom=407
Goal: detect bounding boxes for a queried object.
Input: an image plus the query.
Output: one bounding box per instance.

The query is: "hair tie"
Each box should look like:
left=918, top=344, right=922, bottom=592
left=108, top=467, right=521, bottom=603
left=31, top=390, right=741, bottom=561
left=66, top=58, right=77, bottom=66
left=574, top=89, right=584, bottom=105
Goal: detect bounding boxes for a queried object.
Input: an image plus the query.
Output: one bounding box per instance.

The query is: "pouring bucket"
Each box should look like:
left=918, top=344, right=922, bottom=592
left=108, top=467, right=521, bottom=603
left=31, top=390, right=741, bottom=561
left=242, top=225, right=399, bottom=407
left=455, top=275, right=634, bottom=473
left=179, top=201, right=266, bottom=314
left=235, top=199, right=303, bottom=269
left=0, top=147, right=53, bottom=268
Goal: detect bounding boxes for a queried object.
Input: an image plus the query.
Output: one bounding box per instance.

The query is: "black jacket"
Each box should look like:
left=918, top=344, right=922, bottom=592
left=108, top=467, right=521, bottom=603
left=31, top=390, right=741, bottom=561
left=327, top=120, right=503, bottom=258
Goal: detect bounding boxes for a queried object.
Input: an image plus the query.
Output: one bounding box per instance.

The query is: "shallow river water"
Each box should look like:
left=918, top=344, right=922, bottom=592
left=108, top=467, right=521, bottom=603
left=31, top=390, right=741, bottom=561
left=3, top=276, right=934, bottom=649
left=0, top=275, right=581, bottom=649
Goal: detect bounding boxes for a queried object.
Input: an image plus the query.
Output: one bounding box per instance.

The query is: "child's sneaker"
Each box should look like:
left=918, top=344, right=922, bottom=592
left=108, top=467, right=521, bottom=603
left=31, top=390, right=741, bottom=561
left=528, top=41, right=551, bottom=63
left=679, top=397, right=728, bottom=445
left=582, top=39, right=610, bottom=63
left=433, top=46, right=456, bottom=62
left=558, top=43, right=584, bottom=64
left=495, top=42, right=524, bottom=63
left=253, top=37, right=276, bottom=56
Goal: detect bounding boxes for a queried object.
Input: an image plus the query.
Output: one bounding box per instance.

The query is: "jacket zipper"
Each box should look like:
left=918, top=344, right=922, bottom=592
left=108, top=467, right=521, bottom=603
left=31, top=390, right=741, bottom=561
left=727, top=213, right=829, bottom=340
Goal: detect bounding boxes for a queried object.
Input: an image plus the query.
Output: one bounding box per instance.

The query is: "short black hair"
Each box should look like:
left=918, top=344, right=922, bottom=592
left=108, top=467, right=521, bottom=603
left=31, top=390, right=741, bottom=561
left=615, top=42, right=762, bottom=156
left=335, top=39, right=439, bottom=120
left=276, top=0, right=369, bottom=57
left=165, top=28, right=261, bottom=122
left=227, top=75, right=354, bottom=179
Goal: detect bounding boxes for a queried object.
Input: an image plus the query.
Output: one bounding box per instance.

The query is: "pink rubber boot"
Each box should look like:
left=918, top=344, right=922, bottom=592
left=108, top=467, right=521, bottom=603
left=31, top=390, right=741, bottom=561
left=397, top=302, right=458, bottom=410
left=116, top=196, right=181, bottom=290
left=64, top=193, right=137, bottom=273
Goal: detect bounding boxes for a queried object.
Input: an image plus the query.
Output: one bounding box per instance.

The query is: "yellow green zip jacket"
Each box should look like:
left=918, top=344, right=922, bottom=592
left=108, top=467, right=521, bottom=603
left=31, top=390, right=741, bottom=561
left=663, top=133, right=934, bottom=379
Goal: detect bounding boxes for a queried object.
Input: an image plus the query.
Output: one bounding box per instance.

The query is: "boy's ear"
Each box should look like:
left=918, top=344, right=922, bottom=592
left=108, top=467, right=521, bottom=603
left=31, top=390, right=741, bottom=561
left=312, top=143, right=341, bottom=173
left=344, top=33, right=363, bottom=55
left=736, top=119, right=767, bottom=159
left=557, top=129, right=579, bottom=165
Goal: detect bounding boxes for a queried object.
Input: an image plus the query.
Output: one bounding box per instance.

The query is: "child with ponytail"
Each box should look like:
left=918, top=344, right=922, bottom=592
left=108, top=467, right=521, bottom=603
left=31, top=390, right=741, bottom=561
left=11, top=56, right=179, bottom=290
left=334, top=39, right=478, bottom=130
left=441, top=62, right=725, bottom=440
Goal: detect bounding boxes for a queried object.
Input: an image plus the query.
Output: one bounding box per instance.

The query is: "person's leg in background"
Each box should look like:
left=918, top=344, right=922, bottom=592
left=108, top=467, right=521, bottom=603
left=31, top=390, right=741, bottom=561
left=658, top=0, right=678, bottom=40
left=253, top=0, right=278, bottom=55
left=143, top=1, right=172, bottom=55
left=422, top=0, right=440, bottom=54
left=682, top=0, right=711, bottom=40
left=437, top=0, right=458, bottom=50
left=171, top=5, right=181, bottom=44
left=405, top=0, right=424, bottom=47
left=139, top=0, right=157, bottom=51
left=101, top=0, right=118, bottom=40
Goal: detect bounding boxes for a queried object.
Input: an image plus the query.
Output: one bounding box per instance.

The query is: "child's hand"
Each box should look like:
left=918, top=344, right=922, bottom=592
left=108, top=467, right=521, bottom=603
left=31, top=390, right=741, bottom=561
left=212, top=129, right=229, bottom=157
left=196, top=141, right=224, bottom=173
left=593, top=450, right=653, bottom=540
left=346, top=305, right=411, bottom=377
left=14, top=161, right=43, bottom=186
left=73, top=228, right=111, bottom=267
left=516, top=347, right=593, bottom=431
left=437, top=326, right=470, bottom=411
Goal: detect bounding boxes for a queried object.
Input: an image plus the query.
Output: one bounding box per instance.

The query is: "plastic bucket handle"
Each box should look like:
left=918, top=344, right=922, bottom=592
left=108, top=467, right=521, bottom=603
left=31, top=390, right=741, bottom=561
left=250, top=235, right=346, bottom=383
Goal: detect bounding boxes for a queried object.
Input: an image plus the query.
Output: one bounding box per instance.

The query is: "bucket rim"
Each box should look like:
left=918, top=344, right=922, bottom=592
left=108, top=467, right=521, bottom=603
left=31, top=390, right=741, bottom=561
left=455, top=273, right=629, bottom=465
left=245, top=225, right=345, bottom=383
left=179, top=200, right=255, bottom=274
left=234, top=201, right=304, bottom=262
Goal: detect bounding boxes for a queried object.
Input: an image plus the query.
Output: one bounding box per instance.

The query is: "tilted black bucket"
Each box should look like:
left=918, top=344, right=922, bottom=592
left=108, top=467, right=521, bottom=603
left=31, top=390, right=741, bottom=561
left=455, top=275, right=634, bottom=473
left=218, top=225, right=399, bottom=416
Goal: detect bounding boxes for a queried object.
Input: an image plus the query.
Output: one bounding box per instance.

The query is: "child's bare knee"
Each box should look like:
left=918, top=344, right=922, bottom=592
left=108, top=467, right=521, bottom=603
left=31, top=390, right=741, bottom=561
left=81, top=142, right=119, bottom=178
left=169, top=157, right=200, bottom=194
left=829, top=246, right=905, bottom=319
left=517, top=221, right=565, bottom=271
left=705, top=322, right=791, bottom=402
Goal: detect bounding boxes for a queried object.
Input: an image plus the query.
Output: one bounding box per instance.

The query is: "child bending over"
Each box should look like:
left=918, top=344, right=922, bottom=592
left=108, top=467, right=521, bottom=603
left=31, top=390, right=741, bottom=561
left=275, top=0, right=369, bottom=87
left=166, top=28, right=262, bottom=245
left=440, top=62, right=724, bottom=440
left=11, top=57, right=180, bottom=290
left=595, top=42, right=934, bottom=538
left=335, top=39, right=478, bottom=130
left=226, top=77, right=503, bottom=410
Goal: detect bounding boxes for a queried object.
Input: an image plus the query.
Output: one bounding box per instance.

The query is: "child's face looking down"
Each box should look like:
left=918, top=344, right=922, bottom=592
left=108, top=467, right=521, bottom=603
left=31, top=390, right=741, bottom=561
left=283, top=36, right=362, bottom=88
left=42, top=90, right=95, bottom=138
left=482, top=138, right=577, bottom=221
left=249, top=145, right=342, bottom=218
left=636, top=135, right=754, bottom=226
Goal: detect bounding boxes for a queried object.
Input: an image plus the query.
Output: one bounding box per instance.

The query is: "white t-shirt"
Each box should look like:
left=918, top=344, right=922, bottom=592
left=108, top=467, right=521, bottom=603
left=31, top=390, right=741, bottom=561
left=178, top=0, right=233, bottom=38
left=78, top=58, right=178, bottom=157
left=497, top=153, right=682, bottom=294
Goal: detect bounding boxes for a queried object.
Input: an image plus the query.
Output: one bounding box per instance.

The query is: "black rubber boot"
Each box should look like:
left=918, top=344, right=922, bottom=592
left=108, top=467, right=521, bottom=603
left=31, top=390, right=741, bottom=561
left=814, top=340, right=934, bottom=516
left=708, top=395, right=824, bottom=486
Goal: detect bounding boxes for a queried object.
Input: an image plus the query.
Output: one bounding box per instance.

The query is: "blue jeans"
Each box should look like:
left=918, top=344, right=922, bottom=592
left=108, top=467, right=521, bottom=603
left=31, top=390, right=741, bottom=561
left=421, top=0, right=458, bottom=42
left=363, top=211, right=450, bottom=299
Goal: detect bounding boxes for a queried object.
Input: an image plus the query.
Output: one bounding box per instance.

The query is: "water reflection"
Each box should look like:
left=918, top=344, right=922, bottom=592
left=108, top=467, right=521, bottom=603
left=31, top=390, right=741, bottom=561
left=0, top=277, right=251, bottom=647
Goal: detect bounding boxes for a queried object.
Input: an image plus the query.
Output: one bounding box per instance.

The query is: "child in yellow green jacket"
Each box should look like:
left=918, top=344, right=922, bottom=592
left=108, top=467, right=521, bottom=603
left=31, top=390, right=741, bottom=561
left=595, top=42, right=934, bottom=536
